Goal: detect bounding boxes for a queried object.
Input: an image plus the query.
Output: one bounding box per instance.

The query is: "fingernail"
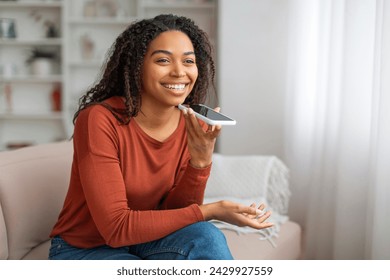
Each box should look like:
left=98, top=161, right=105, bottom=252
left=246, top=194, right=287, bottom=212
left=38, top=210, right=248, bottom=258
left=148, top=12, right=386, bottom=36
left=256, top=209, right=264, bottom=216
left=188, top=108, right=194, bottom=114
left=183, top=108, right=188, bottom=115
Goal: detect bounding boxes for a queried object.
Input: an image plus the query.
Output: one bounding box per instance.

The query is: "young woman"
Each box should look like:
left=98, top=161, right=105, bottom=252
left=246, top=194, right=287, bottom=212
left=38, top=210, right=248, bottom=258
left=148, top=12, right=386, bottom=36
left=49, top=14, right=273, bottom=260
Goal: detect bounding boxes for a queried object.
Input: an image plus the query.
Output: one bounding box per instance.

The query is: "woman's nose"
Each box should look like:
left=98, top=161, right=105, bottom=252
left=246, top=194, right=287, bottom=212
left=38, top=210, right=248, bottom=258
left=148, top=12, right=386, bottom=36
left=170, top=63, right=185, bottom=77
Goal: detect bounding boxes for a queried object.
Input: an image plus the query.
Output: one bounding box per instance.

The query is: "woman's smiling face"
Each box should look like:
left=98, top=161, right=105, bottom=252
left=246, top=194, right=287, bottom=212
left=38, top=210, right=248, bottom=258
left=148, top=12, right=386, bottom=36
left=141, top=30, right=198, bottom=108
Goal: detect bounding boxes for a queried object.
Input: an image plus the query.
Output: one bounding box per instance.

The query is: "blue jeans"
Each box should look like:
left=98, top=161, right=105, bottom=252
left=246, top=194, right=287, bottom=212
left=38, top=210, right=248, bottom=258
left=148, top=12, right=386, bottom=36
left=49, top=221, right=233, bottom=260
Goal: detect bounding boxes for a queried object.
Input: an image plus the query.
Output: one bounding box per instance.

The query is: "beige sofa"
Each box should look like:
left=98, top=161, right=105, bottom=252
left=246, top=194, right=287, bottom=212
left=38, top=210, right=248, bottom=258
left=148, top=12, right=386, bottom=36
left=0, top=141, right=301, bottom=260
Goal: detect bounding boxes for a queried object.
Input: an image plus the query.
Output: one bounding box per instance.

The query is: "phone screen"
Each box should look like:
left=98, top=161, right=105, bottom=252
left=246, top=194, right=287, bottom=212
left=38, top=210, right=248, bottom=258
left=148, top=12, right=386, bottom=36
left=190, top=104, right=234, bottom=121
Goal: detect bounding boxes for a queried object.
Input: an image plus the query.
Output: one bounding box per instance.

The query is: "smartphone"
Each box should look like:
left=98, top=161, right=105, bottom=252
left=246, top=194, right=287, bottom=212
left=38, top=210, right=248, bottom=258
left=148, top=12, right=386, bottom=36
left=178, top=104, right=236, bottom=126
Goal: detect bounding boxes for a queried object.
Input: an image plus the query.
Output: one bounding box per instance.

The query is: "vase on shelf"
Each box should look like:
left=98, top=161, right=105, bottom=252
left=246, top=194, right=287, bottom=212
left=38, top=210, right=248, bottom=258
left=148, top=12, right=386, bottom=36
left=80, top=34, right=95, bottom=61
left=26, top=48, right=57, bottom=77
left=31, top=58, right=53, bottom=76
left=0, top=18, right=17, bottom=39
left=51, top=83, right=61, bottom=112
left=4, top=83, right=13, bottom=113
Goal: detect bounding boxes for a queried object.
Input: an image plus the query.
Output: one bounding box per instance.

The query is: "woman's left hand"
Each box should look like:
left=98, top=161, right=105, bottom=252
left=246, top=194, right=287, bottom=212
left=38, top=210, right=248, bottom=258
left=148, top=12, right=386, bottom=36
left=199, top=201, right=273, bottom=230
left=182, top=107, right=222, bottom=168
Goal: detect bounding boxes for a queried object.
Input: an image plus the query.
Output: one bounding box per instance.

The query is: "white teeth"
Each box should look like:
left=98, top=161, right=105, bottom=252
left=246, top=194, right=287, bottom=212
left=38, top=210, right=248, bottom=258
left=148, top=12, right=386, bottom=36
left=164, top=84, right=186, bottom=90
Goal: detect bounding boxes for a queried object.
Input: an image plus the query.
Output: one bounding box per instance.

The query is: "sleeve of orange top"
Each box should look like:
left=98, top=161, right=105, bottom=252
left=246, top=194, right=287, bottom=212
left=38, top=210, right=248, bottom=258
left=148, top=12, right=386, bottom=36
left=73, top=106, right=204, bottom=248
left=159, top=163, right=210, bottom=210
left=159, top=119, right=211, bottom=210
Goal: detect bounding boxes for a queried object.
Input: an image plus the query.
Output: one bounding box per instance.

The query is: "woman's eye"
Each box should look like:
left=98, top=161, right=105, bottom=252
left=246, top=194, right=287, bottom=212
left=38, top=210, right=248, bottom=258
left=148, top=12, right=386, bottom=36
left=156, top=58, right=169, bottom=63
left=184, top=59, right=195, bottom=64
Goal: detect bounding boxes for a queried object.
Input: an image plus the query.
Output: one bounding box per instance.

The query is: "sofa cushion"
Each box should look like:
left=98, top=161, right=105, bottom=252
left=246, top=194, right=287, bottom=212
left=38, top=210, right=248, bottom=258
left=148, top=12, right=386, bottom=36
left=0, top=141, right=72, bottom=259
left=19, top=224, right=302, bottom=260
left=22, top=240, right=51, bottom=260
left=223, top=221, right=302, bottom=260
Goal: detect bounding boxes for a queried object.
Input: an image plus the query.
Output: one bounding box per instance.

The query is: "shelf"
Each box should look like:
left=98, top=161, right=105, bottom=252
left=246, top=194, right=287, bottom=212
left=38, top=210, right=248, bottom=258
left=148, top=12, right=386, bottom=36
left=0, top=112, right=63, bottom=120
left=0, top=75, right=63, bottom=83
left=0, top=38, right=63, bottom=46
left=68, top=60, right=103, bottom=68
left=142, top=2, right=215, bottom=9
left=68, top=17, right=138, bottom=25
left=0, top=1, right=62, bottom=8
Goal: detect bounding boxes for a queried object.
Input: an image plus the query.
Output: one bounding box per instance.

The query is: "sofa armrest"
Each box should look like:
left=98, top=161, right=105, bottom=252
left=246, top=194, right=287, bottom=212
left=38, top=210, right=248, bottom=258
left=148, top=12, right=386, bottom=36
left=0, top=203, right=8, bottom=259
left=0, top=141, right=73, bottom=259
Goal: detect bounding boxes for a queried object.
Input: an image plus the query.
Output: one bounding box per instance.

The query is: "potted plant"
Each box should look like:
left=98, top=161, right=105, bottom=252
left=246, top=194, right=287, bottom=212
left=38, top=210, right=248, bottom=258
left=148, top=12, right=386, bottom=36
left=26, top=48, right=57, bottom=76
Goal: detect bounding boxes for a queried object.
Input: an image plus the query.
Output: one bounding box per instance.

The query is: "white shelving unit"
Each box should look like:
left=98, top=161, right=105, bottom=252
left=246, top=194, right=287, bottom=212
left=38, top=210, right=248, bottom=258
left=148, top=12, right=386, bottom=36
left=0, top=0, right=217, bottom=150
left=0, top=0, right=65, bottom=150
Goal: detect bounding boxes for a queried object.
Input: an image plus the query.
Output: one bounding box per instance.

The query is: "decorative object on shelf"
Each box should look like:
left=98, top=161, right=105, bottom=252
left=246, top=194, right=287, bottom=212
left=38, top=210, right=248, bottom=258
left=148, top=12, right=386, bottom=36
left=51, top=83, right=62, bottom=112
left=0, top=63, right=18, bottom=78
left=29, top=10, right=60, bottom=38
left=83, top=0, right=119, bottom=18
left=0, top=18, right=17, bottom=38
left=26, top=48, right=57, bottom=76
left=96, top=0, right=118, bottom=18
left=31, top=58, right=52, bottom=76
left=4, top=83, right=13, bottom=112
left=45, top=21, right=59, bottom=38
left=80, top=34, right=95, bottom=60
left=83, top=0, right=98, bottom=17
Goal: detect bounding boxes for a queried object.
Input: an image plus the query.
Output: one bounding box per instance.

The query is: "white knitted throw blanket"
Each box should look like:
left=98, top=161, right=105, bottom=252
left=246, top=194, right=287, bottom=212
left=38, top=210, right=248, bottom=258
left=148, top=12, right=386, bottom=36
left=204, top=154, right=291, bottom=247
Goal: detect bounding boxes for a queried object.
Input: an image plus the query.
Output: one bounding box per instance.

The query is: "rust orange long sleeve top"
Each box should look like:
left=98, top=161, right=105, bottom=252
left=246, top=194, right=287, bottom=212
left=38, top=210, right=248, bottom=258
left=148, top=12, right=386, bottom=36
left=50, top=97, right=209, bottom=248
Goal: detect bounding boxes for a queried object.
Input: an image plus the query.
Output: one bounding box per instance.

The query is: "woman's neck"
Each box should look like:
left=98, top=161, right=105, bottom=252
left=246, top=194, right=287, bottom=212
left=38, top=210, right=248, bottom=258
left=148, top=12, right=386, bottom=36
left=135, top=103, right=178, bottom=128
left=134, top=101, right=181, bottom=142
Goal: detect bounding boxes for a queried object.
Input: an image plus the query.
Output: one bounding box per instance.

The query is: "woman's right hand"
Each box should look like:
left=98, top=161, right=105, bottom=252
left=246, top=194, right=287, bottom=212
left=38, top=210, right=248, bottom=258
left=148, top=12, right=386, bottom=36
left=182, top=107, right=222, bottom=168
left=199, top=200, right=274, bottom=230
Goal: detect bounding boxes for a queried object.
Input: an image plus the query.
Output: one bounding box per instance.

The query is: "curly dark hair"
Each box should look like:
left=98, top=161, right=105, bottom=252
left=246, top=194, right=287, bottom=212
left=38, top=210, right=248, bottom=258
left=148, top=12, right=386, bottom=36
left=73, top=14, right=216, bottom=125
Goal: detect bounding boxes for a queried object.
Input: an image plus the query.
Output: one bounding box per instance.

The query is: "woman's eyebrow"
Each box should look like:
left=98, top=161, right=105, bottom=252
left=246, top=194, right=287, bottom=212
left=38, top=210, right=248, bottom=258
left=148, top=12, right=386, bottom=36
left=151, top=50, right=195, bottom=56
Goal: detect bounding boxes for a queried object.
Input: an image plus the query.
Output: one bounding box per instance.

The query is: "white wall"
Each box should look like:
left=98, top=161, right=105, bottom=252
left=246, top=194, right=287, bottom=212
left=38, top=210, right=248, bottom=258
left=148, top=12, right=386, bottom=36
left=217, top=0, right=289, bottom=158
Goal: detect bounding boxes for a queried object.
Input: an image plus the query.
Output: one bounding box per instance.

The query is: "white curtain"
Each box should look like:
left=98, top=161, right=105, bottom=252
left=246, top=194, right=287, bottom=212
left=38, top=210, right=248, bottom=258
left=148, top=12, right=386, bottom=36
left=284, top=0, right=390, bottom=259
